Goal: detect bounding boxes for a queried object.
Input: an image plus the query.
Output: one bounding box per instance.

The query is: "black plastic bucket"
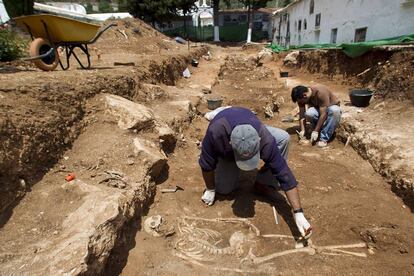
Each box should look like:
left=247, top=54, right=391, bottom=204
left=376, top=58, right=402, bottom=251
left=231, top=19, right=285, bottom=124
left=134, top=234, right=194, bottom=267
left=280, top=71, right=289, bottom=77
left=349, top=89, right=373, bottom=107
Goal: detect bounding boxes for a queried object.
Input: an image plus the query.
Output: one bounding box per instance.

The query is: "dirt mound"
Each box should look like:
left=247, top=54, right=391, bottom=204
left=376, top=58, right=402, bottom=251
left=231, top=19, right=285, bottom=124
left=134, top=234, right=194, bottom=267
left=282, top=48, right=414, bottom=103
left=370, top=51, right=414, bottom=102
left=94, top=18, right=184, bottom=55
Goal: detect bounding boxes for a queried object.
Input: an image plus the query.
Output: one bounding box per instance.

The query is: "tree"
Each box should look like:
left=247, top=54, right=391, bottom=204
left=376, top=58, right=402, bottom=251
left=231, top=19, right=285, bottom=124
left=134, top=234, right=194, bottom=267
left=235, top=0, right=270, bottom=43
left=3, top=0, right=34, bottom=18
left=85, top=1, right=93, bottom=13
left=99, top=0, right=113, bottom=13
left=117, top=0, right=129, bottom=12
left=128, top=0, right=175, bottom=26
left=212, top=0, right=220, bottom=41
left=173, top=0, right=197, bottom=38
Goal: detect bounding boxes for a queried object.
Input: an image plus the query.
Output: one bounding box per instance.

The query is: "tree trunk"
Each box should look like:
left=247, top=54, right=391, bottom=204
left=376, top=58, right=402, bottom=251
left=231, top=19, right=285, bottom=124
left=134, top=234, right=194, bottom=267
left=213, top=0, right=220, bottom=42
left=246, top=5, right=252, bottom=43
left=183, top=12, right=188, bottom=39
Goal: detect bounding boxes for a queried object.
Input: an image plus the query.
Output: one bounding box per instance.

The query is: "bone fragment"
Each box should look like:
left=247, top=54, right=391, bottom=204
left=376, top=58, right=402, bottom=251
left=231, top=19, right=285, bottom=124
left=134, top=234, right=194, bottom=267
left=247, top=247, right=316, bottom=264
left=272, top=206, right=279, bottom=225
left=329, top=248, right=367, bottom=257
left=262, top=234, right=294, bottom=239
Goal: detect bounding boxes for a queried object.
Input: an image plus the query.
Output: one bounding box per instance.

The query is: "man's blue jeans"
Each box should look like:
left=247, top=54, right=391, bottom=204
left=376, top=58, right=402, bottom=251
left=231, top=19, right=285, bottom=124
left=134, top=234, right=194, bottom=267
left=305, top=105, right=341, bottom=142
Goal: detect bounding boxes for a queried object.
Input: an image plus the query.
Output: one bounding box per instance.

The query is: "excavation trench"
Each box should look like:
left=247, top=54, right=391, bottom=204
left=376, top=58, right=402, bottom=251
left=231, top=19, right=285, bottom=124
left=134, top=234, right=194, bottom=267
left=1, top=45, right=413, bottom=275
left=0, top=48, right=209, bottom=275
left=120, top=52, right=414, bottom=275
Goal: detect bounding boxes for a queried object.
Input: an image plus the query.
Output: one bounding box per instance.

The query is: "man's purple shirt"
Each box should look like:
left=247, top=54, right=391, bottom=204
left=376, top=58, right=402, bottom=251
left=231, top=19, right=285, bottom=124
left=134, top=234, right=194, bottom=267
left=199, top=107, right=298, bottom=191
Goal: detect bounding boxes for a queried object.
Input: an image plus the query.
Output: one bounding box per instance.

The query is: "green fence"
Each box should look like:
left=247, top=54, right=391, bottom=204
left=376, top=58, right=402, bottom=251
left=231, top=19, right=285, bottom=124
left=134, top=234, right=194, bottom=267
left=162, top=24, right=268, bottom=42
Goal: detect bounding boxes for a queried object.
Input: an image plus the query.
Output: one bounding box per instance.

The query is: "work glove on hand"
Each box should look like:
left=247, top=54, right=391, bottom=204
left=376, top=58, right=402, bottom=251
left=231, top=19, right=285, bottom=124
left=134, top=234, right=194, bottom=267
left=294, top=212, right=313, bottom=239
left=201, top=189, right=215, bottom=206
left=310, top=131, right=319, bottom=143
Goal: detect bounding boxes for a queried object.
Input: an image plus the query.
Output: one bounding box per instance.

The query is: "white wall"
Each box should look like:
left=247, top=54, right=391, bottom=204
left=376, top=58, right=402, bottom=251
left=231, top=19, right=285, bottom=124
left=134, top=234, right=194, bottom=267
left=272, top=0, right=414, bottom=46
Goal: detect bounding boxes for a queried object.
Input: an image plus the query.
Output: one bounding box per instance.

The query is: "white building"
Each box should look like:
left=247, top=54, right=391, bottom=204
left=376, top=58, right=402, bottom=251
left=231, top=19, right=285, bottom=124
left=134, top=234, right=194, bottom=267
left=193, top=0, right=213, bottom=27
left=271, top=0, right=414, bottom=47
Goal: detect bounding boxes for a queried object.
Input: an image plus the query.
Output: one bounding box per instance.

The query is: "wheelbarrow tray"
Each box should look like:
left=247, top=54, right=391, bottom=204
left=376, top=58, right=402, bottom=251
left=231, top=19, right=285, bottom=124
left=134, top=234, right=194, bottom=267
left=14, top=14, right=101, bottom=44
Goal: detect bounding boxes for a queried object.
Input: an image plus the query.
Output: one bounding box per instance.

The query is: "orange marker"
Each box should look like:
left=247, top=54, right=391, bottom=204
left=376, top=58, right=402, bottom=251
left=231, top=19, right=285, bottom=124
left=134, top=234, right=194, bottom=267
left=65, top=173, right=75, bottom=182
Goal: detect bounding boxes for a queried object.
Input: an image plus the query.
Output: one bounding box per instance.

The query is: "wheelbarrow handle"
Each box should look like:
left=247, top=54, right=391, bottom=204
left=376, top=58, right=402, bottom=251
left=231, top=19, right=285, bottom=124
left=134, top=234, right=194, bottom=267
left=89, top=22, right=118, bottom=44
left=21, top=47, right=55, bottom=61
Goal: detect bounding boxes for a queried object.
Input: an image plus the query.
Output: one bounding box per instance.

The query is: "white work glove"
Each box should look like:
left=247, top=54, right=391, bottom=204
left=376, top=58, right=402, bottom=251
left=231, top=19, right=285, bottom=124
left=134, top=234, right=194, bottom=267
left=294, top=212, right=313, bottom=238
left=299, top=130, right=305, bottom=139
left=310, top=131, right=319, bottom=143
left=201, top=189, right=215, bottom=206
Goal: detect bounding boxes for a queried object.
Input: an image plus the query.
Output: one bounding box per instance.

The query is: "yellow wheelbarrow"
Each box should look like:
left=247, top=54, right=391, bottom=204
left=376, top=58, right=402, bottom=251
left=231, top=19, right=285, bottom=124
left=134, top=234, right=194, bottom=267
left=15, top=14, right=116, bottom=71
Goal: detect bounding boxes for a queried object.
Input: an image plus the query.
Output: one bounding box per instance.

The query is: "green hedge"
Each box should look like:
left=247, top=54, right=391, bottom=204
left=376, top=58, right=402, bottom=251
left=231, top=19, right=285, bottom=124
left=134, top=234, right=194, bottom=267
left=0, top=29, right=27, bottom=61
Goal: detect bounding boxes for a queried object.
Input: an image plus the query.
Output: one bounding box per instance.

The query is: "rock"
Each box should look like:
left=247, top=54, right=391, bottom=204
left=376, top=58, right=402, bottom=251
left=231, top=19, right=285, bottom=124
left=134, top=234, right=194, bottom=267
left=257, top=48, right=273, bottom=64
left=136, top=83, right=167, bottom=101
left=133, top=138, right=167, bottom=178
left=284, top=51, right=300, bottom=66
left=104, top=94, right=155, bottom=131
left=156, top=123, right=176, bottom=154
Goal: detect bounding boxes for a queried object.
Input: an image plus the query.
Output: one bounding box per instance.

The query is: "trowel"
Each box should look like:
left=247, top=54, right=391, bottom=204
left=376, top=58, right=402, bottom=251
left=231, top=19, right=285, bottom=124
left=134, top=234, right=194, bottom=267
left=160, top=185, right=184, bottom=193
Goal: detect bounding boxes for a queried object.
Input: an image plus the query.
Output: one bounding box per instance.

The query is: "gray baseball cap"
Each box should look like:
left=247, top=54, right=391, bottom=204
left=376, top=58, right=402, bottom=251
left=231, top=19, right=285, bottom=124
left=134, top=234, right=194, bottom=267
left=230, top=124, right=260, bottom=171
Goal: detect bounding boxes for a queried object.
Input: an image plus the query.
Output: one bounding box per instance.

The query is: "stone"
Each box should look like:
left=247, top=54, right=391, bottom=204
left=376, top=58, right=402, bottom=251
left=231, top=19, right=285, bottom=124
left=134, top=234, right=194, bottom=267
left=104, top=94, right=155, bottom=131
left=133, top=138, right=167, bottom=178
left=284, top=51, right=300, bottom=66
left=257, top=48, right=273, bottom=64
left=137, top=83, right=167, bottom=101
left=156, top=123, right=176, bottom=154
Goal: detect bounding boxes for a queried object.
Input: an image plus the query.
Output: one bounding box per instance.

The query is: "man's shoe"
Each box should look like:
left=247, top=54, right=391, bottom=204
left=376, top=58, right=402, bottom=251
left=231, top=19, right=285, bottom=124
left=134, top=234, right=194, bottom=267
left=317, top=141, right=328, bottom=148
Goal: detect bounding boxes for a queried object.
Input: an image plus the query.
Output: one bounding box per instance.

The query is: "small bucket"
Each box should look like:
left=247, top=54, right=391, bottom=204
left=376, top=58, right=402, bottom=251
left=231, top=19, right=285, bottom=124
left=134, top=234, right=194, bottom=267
left=349, top=89, right=373, bottom=107
left=207, top=98, right=223, bottom=110
left=280, top=71, right=289, bottom=77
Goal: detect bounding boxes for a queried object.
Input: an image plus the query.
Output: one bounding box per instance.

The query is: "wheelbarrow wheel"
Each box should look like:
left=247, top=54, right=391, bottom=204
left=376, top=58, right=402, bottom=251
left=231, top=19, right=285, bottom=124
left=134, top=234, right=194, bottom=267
left=29, top=38, right=59, bottom=71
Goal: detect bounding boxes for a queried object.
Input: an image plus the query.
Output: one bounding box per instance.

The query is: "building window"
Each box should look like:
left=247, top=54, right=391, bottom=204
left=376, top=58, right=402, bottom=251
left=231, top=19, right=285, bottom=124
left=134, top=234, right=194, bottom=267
left=315, top=13, right=321, bottom=28
left=310, top=0, right=314, bottom=14
left=355, top=27, right=367, bottom=42
left=304, top=19, right=307, bottom=30
left=298, top=20, right=302, bottom=31
left=331, top=28, right=338, bottom=43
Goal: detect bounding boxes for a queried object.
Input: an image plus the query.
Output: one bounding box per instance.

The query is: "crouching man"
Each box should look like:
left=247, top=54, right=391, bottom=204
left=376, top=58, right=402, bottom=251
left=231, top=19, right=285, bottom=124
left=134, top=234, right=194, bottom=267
left=199, top=107, right=312, bottom=238
left=291, top=84, right=341, bottom=148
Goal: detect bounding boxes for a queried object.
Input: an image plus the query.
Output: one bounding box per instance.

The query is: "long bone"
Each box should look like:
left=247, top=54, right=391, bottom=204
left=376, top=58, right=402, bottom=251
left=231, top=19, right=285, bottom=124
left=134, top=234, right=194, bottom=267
left=244, top=241, right=367, bottom=264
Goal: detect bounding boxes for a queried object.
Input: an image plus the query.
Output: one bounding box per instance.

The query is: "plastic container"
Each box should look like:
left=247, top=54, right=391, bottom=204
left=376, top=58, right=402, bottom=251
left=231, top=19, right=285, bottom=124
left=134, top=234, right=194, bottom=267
left=207, top=98, right=223, bottom=110
left=280, top=71, right=289, bottom=77
left=349, top=89, right=373, bottom=107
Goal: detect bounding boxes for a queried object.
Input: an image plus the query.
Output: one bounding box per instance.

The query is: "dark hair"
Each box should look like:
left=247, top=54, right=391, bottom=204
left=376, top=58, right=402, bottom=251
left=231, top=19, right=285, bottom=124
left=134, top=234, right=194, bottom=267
left=291, top=85, right=308, bottom=102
